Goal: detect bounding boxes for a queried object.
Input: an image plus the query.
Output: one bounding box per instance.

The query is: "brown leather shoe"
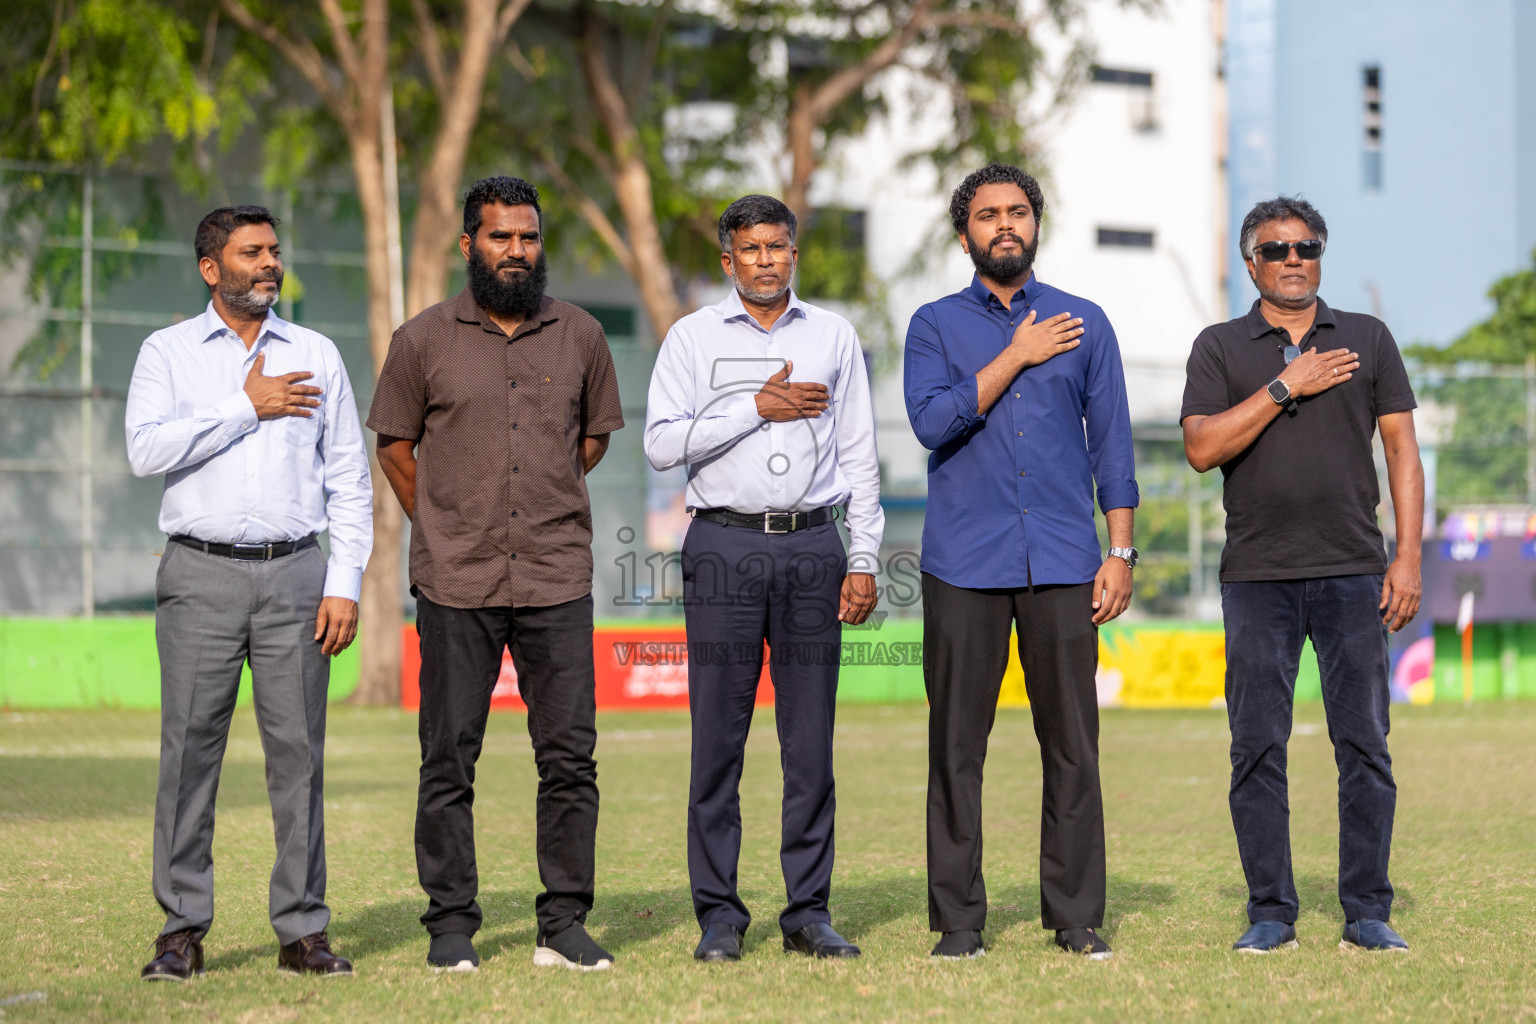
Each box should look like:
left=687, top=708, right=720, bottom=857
left=141, top=930, right=205, bottom=982
left=278, top=932, right=354, bottom=976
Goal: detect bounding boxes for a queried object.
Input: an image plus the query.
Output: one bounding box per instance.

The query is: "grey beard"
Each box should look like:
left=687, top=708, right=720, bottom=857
left=731, top=268, right=791, bottom=305
left=220, top=282, right=280, bottom=318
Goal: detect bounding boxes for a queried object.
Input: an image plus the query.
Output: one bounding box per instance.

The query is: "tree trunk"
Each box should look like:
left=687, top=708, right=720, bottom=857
left=404, top=0, right=504, bottom=318
left=577, top=7, right=686, bottom=342
left=782, top=83, right=817, bottom=229
left=347, top=3, right=405, bottom=707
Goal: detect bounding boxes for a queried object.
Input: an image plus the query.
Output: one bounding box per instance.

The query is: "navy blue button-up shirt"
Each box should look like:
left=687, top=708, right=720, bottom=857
left=903, top=273, right=1138, bottom=589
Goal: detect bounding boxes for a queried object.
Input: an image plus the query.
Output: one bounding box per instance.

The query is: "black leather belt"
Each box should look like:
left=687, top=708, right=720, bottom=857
left=170, top=533, right=318, bottom=561
left=691, top=507, right=840, bottom=534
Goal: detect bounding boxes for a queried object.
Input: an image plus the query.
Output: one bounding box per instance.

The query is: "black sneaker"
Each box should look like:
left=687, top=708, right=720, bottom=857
left=1232, top=920, right=1298, bottom=954
left=1054, top=927, right=1113, bottom=960
left=534, top=922, right=614, bottom=972
left=930, top=930, right=986, bottom=959
left=427, top=932, right=479, bottom=973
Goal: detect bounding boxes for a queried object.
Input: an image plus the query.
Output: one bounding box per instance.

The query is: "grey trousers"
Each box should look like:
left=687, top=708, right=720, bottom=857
left=151, top=540, right=332, bottom=945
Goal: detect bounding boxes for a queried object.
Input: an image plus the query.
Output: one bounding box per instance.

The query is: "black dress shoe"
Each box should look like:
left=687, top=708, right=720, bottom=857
left=278, top=932, right=354, bottom=976
left=141, top=929, right=204, bottom=982
left=694, top=922, right=743, bottom=961
left=783, top=922, right=860, bottom=958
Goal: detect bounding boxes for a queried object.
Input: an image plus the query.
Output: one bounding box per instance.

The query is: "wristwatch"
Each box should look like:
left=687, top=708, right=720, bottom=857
left=1109, top=546, right=1139, bottom=569
left=1266, top=378, right=1292, bottom=405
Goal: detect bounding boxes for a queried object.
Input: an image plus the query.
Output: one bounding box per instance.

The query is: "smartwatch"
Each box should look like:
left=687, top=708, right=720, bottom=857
left=1266, top=378, right=1292, bottom=405
left=1109, top=546, right=1139, bottom=569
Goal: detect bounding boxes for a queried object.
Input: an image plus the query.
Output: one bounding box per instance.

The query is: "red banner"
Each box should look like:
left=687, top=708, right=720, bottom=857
left=400, top=624, right=774, bottom=711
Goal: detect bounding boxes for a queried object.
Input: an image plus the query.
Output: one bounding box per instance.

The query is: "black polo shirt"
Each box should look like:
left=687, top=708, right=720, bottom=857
left=1180, top=298, right=1417, bottom=583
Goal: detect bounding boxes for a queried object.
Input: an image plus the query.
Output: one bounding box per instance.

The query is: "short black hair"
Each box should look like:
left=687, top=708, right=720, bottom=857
left=1239, top=196, right=1328, bottom=260
left=195, top=205, right=279, bottom=262
left=463, top=176, right=542, bottom=239
left=949, top=163, right=1046, bottom=236
left=718, top=194, right=797, bottom=251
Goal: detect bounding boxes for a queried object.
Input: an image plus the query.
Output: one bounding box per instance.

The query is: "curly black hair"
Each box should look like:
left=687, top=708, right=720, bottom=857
left=463, top=176, right=542, bottom=238
left=194, top=205, right=279, bottom=262
left=1238, top=196, right=1328, bottom=260
left=948, top=163, right=1046, bottom=236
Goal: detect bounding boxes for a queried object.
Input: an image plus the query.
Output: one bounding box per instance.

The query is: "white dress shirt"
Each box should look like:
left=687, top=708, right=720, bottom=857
left=644, top=289, right=884, bottom=570
left=125, top=302, right=373, bottom=601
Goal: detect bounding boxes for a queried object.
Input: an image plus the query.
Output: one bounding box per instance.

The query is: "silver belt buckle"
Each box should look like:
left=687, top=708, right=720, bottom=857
left=764, top=512, right=793, bottom=534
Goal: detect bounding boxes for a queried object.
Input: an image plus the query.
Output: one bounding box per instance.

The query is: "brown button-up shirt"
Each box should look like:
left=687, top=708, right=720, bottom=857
left=366, top=288, right=624, bottom=609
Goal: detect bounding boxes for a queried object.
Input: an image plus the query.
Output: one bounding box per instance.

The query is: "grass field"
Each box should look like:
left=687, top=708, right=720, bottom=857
left=2, top=702, right=1533, bottom=1022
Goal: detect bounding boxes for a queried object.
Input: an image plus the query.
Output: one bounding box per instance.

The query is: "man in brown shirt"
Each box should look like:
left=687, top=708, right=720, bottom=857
left=368, top=176, right=624, bottom=973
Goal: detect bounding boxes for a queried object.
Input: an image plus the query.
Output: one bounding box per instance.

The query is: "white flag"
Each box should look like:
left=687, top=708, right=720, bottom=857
left=1457, top=591, right=1475, bottom=634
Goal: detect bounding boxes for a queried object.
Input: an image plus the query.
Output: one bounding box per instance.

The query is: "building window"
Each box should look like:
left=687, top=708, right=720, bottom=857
left=1090, top=65, right=1158, bottom=132
left=1363, top=65, right=1383, bottom=191
left=1097, top=228, right=1155, bottom=249
left=796, top=207, right=867, bottom=301
left=1090, top=66, right=1153, bottom=88
left=580, top=304, right=638, bottom=341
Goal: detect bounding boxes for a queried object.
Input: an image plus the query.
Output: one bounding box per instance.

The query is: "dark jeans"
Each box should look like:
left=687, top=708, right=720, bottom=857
left=922, top=573, right=1106, bottom=932
left=414, top=592, right=599, bottom=939
left=1222, top=574, right=1395, bottom=924
left=682, top=517, right=846, bottom=936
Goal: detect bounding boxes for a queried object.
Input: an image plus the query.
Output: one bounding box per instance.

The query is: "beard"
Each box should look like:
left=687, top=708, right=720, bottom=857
left=729, top=263, right=793, bottom=305
left=966, top=229, right=1039, bottom=282
left=217, top=266, right=282, bottom=318
left=467, top=245, right=548, bottom=316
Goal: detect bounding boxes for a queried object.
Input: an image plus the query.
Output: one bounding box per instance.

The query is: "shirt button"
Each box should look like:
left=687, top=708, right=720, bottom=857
left=1016, top=431, right=1022, bottom=437
left=1021, top=509, right=1028, bottom=514
left=512, top=466, right=519, bottom=474
left=1014, top=392, right=1021, bottom=399
left=511, top=510, right=518, bottom=517
left=512, top=423, right=518, bottom=430
left=511, top=552, right=517, bottom=560
left=510, top=381, right=517, bottom=388
left=1019, top=471, right=1026, bottom=477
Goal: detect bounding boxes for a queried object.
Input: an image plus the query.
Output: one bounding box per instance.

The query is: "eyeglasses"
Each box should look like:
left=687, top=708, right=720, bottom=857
left=732, top=242, right=793, bottom=265
left=1254, top=239, right=1324, bottom=262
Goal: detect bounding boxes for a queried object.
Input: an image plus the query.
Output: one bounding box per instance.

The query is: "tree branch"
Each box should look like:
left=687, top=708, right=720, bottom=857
left=218, top=0, right=347, bottom=117
left=495, top=0, right=534, bottom=44
left=409, top=0, right=448, bottom=98
left=317, top=0, right=363, bottom=86
left=535, top=154, right=636, bottom=277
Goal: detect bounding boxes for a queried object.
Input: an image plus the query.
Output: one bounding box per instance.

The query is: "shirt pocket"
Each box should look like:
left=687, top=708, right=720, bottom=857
left=541, top=380, right=582, bottom=434
left=282, top=410, right=323, bottom=449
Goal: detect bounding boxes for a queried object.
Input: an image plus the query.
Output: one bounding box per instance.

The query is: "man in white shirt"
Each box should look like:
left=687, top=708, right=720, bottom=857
left=126, top=206, right=372, bottom=981
left=644, top=194, right=884, bottom=962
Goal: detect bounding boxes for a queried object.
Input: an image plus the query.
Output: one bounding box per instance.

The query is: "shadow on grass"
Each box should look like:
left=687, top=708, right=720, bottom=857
left=342, top=885, right=698, bottom=962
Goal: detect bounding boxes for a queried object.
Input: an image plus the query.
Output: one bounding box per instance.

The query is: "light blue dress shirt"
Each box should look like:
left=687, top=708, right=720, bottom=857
left=643, top=288, right=884, bottom=571
left=125, top=302, right=373, bottom=601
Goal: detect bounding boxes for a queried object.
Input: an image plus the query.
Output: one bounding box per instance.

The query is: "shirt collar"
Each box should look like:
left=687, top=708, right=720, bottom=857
left=452, top=287, right=560, bottom=336
left=965, top=272, right=1041, bottom=312
left=720, top=286, right=808, bottom=326
left=196, top=301, right=292, bottom=345
left=1246, top=297, right=1336, bottom=338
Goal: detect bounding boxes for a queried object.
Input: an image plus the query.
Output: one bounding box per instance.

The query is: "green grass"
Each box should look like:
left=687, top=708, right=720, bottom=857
left=2, top=703, right=1534, bottom=1022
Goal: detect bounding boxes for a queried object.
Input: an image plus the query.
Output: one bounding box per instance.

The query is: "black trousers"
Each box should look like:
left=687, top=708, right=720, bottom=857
left=922, top=573, right=1106, bottom=932
left=414, top=592, right=599, bottom=939
left=682, top=517, right=846, bottom=935
left=1223, top=574, right=1395, bottom=924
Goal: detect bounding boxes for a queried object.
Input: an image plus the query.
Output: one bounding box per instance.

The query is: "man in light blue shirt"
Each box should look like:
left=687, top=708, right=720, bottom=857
left=126, top=205, right=371, bottom=981
left=645, top=194, right=883, bottom=962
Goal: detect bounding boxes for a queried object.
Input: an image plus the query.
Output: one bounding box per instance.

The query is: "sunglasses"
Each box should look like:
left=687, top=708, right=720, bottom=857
left=1255, top=239, right=1324, bottom=262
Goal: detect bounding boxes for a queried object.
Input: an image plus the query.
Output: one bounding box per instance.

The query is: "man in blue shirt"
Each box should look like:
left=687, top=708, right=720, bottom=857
left=905, top=163, right=1138, bottom=961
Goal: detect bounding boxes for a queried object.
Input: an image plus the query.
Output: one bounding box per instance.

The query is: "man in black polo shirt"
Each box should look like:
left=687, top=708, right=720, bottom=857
left=1182, top=196, right=1423, bottom=954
